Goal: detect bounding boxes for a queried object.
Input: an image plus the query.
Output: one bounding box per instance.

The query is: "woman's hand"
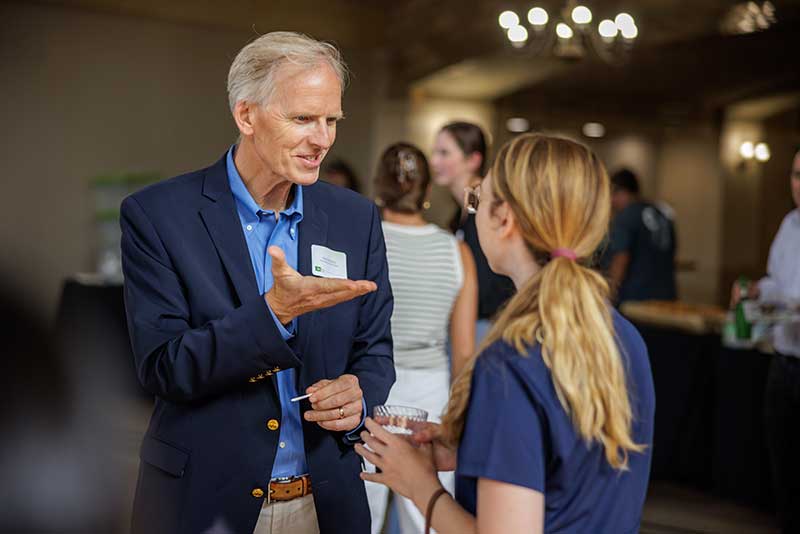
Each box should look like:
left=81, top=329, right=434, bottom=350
left=355, top=418, right=443, bottom=506
left=412, top=422, right=458, bottom=472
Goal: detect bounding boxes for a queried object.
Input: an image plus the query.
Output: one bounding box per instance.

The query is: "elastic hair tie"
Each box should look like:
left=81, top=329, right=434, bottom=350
left=552, top=248, right=577, bottom=261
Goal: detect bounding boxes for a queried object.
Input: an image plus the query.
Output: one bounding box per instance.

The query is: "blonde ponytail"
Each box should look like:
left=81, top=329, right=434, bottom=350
left=441, top=134, right=644, bottom=470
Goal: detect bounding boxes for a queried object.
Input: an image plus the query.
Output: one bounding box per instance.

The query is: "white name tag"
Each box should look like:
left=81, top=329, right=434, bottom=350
left=311, top=245, right=348, bottom=279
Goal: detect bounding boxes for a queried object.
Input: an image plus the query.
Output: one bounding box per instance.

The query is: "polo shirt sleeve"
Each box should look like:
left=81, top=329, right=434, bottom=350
left=456, top=350, right=546, bottom=493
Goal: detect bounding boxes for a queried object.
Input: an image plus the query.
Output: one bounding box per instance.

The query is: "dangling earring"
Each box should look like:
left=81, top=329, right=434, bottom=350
left=423, top=200, right=431, bottom=210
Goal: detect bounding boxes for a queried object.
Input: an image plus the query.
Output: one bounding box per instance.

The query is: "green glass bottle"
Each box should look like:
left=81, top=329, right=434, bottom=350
left=734, top=276, right=752, bottom=340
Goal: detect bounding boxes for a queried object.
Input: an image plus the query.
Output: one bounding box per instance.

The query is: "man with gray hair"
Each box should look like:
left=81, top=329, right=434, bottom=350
left=121, top=32, right=395, bottom=534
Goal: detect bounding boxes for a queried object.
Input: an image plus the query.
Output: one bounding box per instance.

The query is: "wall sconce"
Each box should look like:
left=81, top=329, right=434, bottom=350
left=754, top=142, right=770, bottom=162
left=739, top=141, right=770, bottom=162
left=506, top=117, right=531, bottom=133
left=582, top=122, right=606, bottom=138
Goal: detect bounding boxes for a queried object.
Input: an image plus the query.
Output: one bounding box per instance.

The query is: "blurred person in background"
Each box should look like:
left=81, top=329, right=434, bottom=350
left=322, top=158, right=361, bottom=193
left=603, top=168, right=677, bottom=305
left=431, top=122, right=515, bottom=343
left=356, top=134, right=655, bottom=533
left=120, top=32, right=393, bottom=534
left=731, top=147, right=800, bottom=534
left=0, top=277, right=124, bottom=532
left=366, top=143, right=477, bottom=533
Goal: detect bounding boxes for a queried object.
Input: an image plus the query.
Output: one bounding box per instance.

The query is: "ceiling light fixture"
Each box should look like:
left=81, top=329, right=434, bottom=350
left=498, top=1, right=639, bottom=63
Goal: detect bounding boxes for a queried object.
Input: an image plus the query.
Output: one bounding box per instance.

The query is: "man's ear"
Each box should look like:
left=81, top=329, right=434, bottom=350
left=232, top=101, right=256, bottom=137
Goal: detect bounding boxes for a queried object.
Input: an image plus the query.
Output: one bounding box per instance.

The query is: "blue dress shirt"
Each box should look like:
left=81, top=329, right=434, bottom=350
left=227, top=146, right=308, bottom=478
left=227, top=146, right=365, bottom=479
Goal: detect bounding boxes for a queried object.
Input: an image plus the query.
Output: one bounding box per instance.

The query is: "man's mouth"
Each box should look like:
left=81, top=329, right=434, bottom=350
left=295, top=152, right=325, bottom=171
left=297, top=153, right=322, bottom=164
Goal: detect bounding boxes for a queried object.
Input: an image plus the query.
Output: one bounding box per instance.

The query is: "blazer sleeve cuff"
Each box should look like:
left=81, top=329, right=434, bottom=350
left=243, top=296, right=301, bottom=370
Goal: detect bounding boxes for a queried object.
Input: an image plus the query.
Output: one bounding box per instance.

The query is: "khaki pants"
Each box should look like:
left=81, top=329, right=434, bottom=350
left=253, top=494, right=320, bottom=534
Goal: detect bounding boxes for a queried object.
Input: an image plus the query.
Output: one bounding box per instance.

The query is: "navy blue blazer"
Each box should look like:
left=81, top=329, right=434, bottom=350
left=120, top=153, right=395, bottom=534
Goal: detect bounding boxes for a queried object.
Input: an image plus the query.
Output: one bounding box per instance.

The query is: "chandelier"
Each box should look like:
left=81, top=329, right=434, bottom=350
left=498, top=0, right=639, bottom=63
left=721, top=1, right=777, bottom=34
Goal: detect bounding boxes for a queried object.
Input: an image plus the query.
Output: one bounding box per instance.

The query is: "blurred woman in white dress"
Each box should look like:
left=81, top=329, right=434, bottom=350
left=366, top=142, right=477, bottom=533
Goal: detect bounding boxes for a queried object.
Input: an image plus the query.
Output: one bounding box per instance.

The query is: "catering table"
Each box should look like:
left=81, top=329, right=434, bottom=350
left=635, top=323, right=717, bottom=489
left=712, top=346, right=773, bottom=508
left=623, top=301, right=774, bottom=510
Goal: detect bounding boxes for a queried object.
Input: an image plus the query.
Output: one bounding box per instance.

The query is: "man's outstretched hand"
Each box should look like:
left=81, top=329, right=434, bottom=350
left=264, top=246, right=377, bottom=324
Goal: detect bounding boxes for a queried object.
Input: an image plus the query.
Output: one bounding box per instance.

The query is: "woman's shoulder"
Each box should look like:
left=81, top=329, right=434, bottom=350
left=610, top=309, right=655, bottom=408
left=472, top=340, right=553, bottom=403
left=430, top=223, right=460, bottom=242
left=473, top=313, right=651, bottom=402
left=381, top=221, right=454, bottom=240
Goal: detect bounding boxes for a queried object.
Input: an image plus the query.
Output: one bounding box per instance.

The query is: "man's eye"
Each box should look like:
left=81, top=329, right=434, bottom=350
left=326, top=118, right=338, bottom=124
left=295, top=116, right=311, bottom=122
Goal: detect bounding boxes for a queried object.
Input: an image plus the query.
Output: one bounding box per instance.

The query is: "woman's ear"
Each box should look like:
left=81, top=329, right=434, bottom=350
left=232, top=101, right=256, bottom=137
left=466, top=152, right=483, bottom=176
left=493, top=202, right=519, bottom=240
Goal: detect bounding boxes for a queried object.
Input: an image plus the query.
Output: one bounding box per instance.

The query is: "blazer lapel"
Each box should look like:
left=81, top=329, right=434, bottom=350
left=198, top=156, right=260, bottom=306
left=296, top=184, right=329, bottom=383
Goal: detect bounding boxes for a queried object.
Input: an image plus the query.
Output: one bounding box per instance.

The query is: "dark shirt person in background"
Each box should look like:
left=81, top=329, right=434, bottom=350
left=321, top=158, right=361, bottom=193
left=431, top=122, right=515, bottom=341
left=605, top=169, right=677, bottom=304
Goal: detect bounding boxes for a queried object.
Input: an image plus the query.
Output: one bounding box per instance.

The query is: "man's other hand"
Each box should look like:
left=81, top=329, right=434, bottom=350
left=303, top=375, right=364, bottom=432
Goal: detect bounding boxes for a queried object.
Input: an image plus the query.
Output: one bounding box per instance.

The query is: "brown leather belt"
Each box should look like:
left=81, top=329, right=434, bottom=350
left=268, top=474, right=312, bottom=503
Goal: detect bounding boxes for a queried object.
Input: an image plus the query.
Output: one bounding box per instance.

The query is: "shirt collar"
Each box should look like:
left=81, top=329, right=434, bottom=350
left=226, top=145, right=304, bottom=226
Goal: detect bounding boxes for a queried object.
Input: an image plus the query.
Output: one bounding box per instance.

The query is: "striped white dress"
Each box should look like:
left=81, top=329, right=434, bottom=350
left=381, top=221, right=464, bottom=370
left=367, top=221, right=464, bottom=533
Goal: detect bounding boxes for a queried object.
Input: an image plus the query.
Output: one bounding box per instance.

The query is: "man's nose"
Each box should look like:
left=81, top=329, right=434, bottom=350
left=309, top=121, right=334, bottom=149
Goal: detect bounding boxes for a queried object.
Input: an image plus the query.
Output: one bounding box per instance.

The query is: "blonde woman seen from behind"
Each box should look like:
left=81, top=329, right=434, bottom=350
left=356, top=134, right=656, bottom=534
left=366, top=143, right=478, bottom=534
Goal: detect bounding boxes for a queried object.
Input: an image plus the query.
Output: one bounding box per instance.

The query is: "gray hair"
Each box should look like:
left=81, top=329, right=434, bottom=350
left=227, top=31, right=349, bottom=112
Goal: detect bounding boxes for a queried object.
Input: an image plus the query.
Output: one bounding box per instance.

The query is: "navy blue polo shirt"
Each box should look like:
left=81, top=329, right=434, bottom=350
left=455, top=309, right=655, bottom=533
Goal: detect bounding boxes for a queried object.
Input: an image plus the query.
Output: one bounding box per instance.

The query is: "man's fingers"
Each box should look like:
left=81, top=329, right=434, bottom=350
left=292, top=282, right=373, bottom=315
left=311, top=388, right=361, bottom=410
left=351, top=280, right=378, bottom=293
left=304, top=399, right=361, bottom=422
left=317, top=414, right=361, bottom=432
left=315, top=288, right=369, bottom=307
left=268, top=246, right=297, bottom=276
left=306, top=379, right=332, bottom=395
left=317, top=278, right=377, bottom=295
left=309, top=375, right=358, bottom=403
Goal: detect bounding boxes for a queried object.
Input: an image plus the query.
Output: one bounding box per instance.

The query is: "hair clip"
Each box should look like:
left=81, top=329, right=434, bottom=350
left=397, top=150, right=418, bottom=183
